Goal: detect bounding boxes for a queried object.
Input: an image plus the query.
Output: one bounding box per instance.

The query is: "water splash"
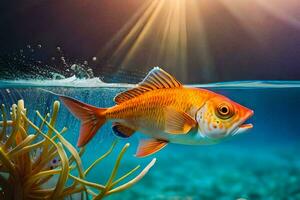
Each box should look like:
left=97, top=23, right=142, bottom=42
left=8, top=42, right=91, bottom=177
left=0, top=44, right=147, bottom=84
left=0, top=45, right=98, bottom=81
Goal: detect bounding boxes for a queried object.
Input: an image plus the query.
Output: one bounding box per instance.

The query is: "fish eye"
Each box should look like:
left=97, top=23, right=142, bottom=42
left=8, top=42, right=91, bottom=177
left=220, top=106, right=229, bottom=114
left=216, top=103, right=233, bottom=119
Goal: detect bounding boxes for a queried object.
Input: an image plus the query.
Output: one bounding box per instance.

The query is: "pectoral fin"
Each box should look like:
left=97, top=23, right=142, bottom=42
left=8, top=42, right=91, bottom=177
left=112, top=123, right=135, bottom=138
left=165, top=108, right=197, bottom=134
left=136, top=139, right=168, bottom=157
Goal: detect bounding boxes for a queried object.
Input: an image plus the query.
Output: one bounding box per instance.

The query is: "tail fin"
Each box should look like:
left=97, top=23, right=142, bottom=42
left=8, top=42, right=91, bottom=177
left=59, top=96, right=107, bottom=147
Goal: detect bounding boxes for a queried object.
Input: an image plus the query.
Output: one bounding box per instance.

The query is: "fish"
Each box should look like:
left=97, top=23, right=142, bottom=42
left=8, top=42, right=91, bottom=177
left=48, top=157, right=61, bottom=170
left=32, top=148, right=61, bottom=170
left=60, top=67, right=254, bottom=157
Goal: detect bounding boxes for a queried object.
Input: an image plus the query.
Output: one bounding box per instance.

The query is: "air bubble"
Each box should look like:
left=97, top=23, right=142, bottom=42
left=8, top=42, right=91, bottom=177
left=92, top=57, right=97, bottom=61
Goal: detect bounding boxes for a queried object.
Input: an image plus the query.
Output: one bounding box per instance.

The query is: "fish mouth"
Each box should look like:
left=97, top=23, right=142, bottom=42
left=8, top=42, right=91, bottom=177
left=233, top=110, right=254, bottom=135
left=239, top=123, right=253, bottom=129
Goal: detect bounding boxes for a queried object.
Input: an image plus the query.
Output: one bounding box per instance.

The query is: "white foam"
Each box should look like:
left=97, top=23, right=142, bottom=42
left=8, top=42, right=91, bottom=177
left=0, top=75, right=135, bottom=88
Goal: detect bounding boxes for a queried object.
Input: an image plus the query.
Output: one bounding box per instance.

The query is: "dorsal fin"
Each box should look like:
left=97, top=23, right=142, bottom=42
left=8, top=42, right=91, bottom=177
left=114, top=67, right=182, bottom=104
left=139, top=67, right=182, bottom=90
left=114, top=87, right=149, bottom=104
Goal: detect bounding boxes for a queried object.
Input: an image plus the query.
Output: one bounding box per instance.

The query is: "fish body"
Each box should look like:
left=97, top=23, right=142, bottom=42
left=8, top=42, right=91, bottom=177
left=106, top=87, right=213, bottom=144
left=60, top=67, right=253, bottom=157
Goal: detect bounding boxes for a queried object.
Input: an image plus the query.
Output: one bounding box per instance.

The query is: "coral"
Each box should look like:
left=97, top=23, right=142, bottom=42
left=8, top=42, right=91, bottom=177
left=0, top=100, right=156, bottom=200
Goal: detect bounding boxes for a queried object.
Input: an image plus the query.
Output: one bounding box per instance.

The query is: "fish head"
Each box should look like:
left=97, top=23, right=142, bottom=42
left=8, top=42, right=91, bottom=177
left=196, top=95, right=253, bottom=139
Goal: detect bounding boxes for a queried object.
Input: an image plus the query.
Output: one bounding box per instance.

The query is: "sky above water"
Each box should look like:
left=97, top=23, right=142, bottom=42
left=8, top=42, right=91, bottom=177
left=0, top=0, right=299, bottom=83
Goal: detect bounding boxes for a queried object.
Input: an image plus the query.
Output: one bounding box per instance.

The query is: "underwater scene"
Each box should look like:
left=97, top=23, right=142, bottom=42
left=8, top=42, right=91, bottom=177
left=0, top=80, right=299, bottom=199
left=1, top=0, right=300, bottom=199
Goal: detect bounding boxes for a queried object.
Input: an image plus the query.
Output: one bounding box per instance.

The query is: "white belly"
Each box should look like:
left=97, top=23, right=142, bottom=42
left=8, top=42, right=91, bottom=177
left=140, top=127, right=220, bottom=145
left=114, top=119, right=220, bottom=145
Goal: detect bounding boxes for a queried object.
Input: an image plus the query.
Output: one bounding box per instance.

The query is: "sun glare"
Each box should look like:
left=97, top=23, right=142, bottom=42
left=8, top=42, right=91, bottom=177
left=99, top=0, right=300, bottom=82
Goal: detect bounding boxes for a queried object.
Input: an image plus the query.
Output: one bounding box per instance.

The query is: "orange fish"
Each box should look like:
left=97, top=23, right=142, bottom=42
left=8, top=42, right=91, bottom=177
left=60, top=67, right=254, bottom=157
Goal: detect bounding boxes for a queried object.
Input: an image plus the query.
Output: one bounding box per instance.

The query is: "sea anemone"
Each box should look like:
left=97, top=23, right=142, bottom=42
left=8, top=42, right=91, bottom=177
left=0, top=99, right=156, bottom=199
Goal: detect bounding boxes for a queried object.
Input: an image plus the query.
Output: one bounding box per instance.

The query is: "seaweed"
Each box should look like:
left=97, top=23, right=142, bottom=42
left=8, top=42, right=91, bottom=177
left=0, top=100, right=156, bottom=199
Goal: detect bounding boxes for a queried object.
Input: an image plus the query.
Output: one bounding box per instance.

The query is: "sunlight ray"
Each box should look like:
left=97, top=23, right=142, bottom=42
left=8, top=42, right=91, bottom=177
left=97, top=0, right=300, bottom=82
left=255, top=0, right=300, bottom=29
left=219, top=0, right=269, bottom=42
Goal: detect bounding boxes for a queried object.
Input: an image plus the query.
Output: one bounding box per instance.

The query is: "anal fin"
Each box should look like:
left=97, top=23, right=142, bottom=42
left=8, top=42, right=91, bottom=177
left=112, top=123, right=135, bottom=138
left=136, top=139, right=168, bottom=157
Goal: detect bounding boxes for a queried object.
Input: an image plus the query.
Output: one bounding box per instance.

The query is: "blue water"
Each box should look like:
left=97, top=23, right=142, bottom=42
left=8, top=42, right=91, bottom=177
left=1, top=81, right=300, bottom=199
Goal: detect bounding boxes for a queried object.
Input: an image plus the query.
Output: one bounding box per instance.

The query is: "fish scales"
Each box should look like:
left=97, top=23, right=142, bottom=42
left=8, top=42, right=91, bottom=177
left=106, top=88, right=212, bottom=131
left=59, top=67, right=253, bottom=157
